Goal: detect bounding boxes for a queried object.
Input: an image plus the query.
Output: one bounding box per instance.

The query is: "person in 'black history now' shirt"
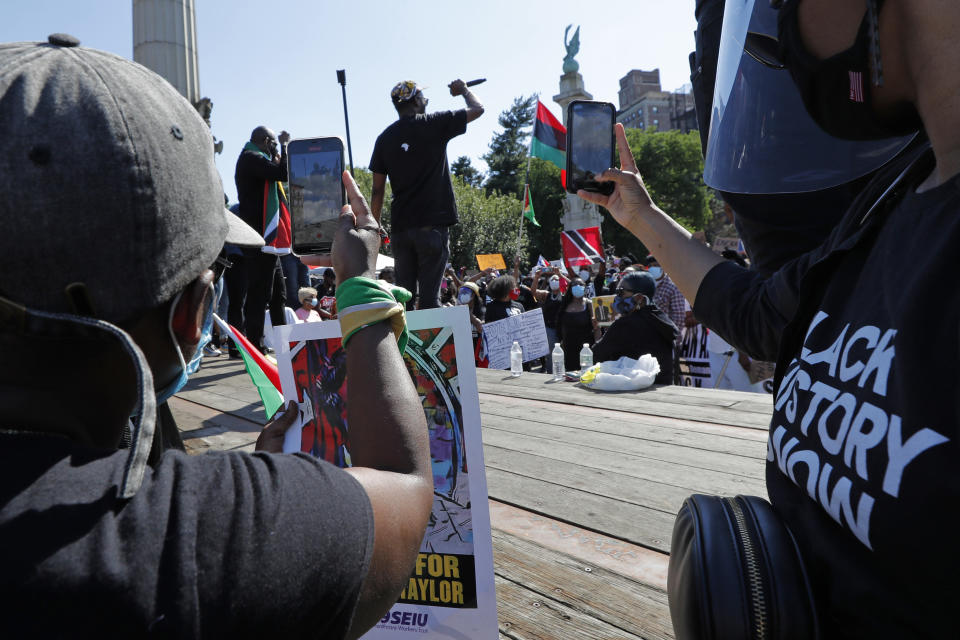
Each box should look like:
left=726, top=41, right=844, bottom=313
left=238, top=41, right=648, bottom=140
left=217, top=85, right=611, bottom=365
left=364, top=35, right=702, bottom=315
left=577, top=0, right=958, bottom=635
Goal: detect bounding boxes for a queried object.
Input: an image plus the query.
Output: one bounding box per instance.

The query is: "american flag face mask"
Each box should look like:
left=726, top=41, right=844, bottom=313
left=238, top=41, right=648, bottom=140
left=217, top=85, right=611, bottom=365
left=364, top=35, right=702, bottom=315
left=774, top=0, right=921, bottom=141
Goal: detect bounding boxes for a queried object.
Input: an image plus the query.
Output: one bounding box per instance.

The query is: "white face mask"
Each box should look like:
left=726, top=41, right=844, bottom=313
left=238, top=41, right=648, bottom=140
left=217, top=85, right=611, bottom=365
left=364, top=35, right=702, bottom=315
left=579, top=270, right=590, bottom=280
left=458, top=292, right=473, bottom=304
left=549, top=279, right=560, bottom=291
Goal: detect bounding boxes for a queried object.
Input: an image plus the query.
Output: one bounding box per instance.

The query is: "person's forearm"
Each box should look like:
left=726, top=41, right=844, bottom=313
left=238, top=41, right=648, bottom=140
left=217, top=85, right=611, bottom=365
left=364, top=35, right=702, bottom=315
left=371, top=189, right=385, bottom=223
left=461, top=88, right=484, bottom=122
left=624, top=204, right=724, bottom=305
left=462, top=88, right=482, bottom=110
left=345, top=323, right=430, bottom=479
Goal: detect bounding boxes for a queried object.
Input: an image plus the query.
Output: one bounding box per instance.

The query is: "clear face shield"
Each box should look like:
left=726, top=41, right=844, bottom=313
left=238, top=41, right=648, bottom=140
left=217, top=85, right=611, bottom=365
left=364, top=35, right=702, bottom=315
left=702, top=0, right=913, bottom=194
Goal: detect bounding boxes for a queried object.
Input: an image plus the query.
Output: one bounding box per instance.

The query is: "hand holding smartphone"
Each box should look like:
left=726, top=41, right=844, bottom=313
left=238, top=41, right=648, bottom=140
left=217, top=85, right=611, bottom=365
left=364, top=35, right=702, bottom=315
left=287, top=137, right=346, bottom=255
left=565, top=101, right=616, bottom=196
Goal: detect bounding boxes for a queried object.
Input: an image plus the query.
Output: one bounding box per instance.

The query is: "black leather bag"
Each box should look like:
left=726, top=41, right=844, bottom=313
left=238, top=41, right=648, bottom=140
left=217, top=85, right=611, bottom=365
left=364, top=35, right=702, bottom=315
left=667, top=495, right=820, bottom=640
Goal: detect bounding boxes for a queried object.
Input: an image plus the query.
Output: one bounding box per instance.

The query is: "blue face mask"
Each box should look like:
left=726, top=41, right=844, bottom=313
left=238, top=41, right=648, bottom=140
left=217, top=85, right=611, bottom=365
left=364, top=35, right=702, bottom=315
left=156, top=284, right=214, bottom=404
left=647, top=266, right=663, bottom=280
left=613, top=294, right=637, bottom=316
left=571, top=285, right=585, bottom=298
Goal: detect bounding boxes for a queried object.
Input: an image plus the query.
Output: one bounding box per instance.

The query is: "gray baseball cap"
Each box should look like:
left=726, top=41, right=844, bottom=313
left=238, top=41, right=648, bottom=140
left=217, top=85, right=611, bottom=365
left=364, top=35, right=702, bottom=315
left=0, top=34, right=262, bottom=324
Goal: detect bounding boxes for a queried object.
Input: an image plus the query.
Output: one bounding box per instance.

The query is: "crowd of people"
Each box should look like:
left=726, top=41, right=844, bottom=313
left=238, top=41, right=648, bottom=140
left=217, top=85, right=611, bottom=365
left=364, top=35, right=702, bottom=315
left=2, top=0, right=957, bottom=634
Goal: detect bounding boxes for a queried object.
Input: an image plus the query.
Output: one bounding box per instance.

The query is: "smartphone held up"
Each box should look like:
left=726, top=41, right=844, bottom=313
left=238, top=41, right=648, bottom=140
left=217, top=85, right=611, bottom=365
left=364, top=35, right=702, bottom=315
left=287, top=136, right=346, bottom=255
left=565, top=100, right=616, bottom=196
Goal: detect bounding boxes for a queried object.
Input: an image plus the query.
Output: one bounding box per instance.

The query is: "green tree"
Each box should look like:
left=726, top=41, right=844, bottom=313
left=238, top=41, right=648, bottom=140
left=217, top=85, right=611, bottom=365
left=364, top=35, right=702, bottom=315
left=600, top=127, right=712, bottom=259
left=352, top=167, right=393, bottom=255
left=482, top=95, right=537, bottom=198
left=523, top=158, right=566, bottom=265
left=451, top=155, right=483, bottom=187
left=448, top=176, right=531, bottom=269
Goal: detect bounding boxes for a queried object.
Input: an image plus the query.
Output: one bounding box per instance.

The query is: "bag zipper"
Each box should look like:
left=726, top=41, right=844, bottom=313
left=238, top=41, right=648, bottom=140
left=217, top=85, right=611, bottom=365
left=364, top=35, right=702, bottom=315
left=726, top=497, right=769, bottom=640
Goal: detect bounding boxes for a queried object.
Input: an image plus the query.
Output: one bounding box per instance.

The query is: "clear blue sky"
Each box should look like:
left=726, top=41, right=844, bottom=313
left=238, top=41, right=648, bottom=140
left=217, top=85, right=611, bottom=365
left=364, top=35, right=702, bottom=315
left=3, top=0, right=698, bottom=203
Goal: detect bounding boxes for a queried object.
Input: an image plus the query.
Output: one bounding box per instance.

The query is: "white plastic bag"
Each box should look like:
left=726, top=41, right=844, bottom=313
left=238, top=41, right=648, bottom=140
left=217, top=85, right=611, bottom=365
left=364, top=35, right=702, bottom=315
left=579, top=354, right=660, bottom=391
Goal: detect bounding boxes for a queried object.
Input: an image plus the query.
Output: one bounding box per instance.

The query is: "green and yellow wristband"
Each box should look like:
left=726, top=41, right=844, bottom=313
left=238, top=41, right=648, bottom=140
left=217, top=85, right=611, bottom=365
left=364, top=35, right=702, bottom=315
left=336, top=277, right=412, bottom=353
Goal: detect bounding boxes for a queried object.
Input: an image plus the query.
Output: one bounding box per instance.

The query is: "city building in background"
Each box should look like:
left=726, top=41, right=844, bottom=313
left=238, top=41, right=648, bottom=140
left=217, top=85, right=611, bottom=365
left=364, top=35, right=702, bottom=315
left=616, top=69, right=696, bottom=133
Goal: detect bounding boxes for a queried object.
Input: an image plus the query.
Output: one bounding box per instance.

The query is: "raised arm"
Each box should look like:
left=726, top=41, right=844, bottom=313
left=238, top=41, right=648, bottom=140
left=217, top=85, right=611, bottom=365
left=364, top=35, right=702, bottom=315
left=578, top=124, right=812, bottom=361
left=530, top=268, right=550, bottom=302
left=577, top=124, right=723, bottom=310
left=331, top=171, right=433, bottom=639
left=449, top=79, right=484, bottom=123
left=445, top=266, right=462, bottom=290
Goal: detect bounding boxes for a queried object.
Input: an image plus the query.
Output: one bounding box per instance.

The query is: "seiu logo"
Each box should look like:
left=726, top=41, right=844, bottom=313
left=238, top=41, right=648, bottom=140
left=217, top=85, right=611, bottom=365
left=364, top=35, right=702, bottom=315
left=380, top=610, right=429, bottom=627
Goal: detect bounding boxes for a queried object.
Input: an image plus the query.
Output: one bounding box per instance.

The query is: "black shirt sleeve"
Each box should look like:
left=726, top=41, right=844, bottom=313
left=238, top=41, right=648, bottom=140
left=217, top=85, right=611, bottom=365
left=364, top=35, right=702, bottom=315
left=186, top=451, right=374, bottom=638
left=429, top=110, right=468, bottom=142
left=591, top=317, right=628, bottom=363
left=369, top=133, right=386, bottom=175
left=692, top=245, right=823, bottom=362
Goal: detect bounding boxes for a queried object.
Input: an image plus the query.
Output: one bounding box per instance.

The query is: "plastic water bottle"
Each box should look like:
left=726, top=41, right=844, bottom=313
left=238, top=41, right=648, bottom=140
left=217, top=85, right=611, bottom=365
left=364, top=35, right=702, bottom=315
left=510, top=341, right=523, bottom=377
left=580, top=343, right=593, bottom=373
left=552, top=343, right=565, bottom=381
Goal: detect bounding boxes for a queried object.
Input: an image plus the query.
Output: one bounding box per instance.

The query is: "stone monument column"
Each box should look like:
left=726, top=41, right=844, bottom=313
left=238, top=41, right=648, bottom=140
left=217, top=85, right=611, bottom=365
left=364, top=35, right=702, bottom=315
left=132, top=0, right=200, bottom=104
left=553, top=25, right=603, bottom=233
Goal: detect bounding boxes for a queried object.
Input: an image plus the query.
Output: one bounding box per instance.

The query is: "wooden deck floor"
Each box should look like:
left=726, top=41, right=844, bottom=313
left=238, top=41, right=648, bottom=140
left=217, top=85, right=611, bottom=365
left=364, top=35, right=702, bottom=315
left=173, top=357, right=771, bottom=639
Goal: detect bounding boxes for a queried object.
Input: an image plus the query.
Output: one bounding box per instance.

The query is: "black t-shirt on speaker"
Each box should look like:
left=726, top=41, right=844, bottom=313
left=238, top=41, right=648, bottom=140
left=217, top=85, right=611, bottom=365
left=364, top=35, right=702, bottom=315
left=370, top=110, right=468, bottom=232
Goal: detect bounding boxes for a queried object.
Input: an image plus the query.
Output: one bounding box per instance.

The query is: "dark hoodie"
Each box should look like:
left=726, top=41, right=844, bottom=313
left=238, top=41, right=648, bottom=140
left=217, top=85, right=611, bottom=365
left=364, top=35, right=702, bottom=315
left=591, top=304, right=679, bottom=385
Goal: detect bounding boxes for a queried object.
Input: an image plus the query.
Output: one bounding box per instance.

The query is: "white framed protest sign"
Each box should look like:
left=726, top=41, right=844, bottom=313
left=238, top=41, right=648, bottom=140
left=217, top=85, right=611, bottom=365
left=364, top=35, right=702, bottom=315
left=274, top=306, right=498, bottom=638
left=481, top=308, right=549, bottom=369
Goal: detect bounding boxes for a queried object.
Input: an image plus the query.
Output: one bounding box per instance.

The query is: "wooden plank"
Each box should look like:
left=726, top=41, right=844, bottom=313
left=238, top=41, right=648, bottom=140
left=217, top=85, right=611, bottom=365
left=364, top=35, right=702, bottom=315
left=482, top=415, right=765, bottom=477
left=479, top=368, right=766, bottom=409
left=485, top=446, right=696, bottom=516
left=480, top=400, right=767, bottom=458
left=493, top=529, right=673, bottom=640
left=496, top=575, right=646, bottom=640
left=482, top=429, right=767, bottom=498
left=489, top=501, right=669, bottom=591
left=479, top=395, right=768, bottom=443
left=478, top=381, right=772, bottom=427
left=485, top=467, right=678, bottom=553
left=477, top=382, right=770, bottom=430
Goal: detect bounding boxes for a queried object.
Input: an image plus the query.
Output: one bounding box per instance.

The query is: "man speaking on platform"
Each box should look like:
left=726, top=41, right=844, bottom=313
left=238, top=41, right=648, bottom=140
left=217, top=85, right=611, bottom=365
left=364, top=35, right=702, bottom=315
left=370, top=79, right=484, bottom=309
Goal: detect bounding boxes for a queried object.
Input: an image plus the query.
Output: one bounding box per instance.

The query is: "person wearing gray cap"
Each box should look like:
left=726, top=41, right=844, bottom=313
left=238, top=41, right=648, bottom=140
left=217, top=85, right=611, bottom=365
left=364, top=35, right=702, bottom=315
left=0, top=35, right=432, bottom=638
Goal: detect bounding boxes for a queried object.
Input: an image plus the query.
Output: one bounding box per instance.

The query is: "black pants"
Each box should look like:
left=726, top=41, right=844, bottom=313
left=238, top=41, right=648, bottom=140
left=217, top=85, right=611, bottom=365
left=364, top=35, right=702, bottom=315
left=280, top=253, right=309, bottom=309
left=236, top=249, right=287, bottom=349
left=225, top=251, right=247, bottom=342
left=391, top=225, right=449, bottom=310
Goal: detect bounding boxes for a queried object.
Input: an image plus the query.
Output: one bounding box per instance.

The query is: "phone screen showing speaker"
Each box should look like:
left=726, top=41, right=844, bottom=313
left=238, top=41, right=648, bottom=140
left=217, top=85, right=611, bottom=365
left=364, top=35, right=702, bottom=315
left=566, top=101, right=616, bottom=195
left=287, top=137, right=345, bottom=254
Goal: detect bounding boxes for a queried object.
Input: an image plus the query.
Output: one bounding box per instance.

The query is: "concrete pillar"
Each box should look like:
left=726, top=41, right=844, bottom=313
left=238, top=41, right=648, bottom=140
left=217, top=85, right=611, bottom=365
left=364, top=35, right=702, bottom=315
left=132, top=0, right=200, bottom=104
left=553, top=72, right=603, bottom=233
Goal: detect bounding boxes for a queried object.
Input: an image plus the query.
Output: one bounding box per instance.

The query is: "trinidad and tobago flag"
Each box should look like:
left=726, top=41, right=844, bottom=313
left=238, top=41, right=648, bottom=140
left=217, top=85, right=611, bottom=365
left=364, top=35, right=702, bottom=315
left=530, top=100, right=567, bottom=187
left=561, top=226, right=604, bottom=271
